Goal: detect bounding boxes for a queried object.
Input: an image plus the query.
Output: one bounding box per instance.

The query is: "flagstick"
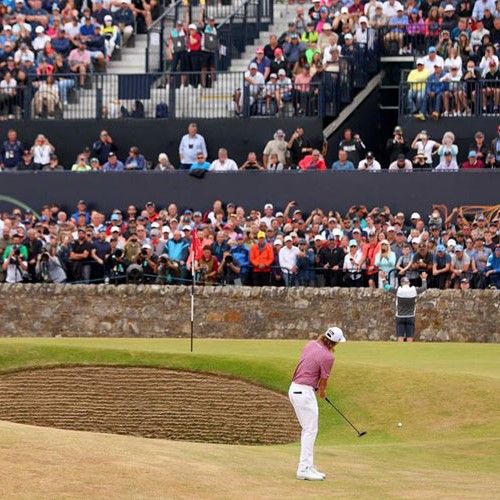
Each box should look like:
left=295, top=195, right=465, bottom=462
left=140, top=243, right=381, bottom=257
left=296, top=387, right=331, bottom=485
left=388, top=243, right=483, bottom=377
left=190, top=262, right=195, bottom=353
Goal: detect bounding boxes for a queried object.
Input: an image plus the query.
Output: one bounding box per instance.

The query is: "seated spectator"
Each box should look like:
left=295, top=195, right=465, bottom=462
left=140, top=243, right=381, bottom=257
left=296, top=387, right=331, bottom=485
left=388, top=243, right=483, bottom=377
left=0, top=129, right=24, bottom=171
left=42, top=153, right=64, bottom=172
left=241, top=62, right=265, bottom=114
left=358, top=151, right=381, bottom=171
left=32, top=26, right=51, bottom=53
left=432, top=244, right=451, bottom=289
left=240, top=152, right=264, bottom=170
left=71, top=155, right=91, bottom=172
left=102, top=15, right=120, bottom=60
left=189, top=152, right=211, bottom=172
left=384, top=5, right=409, bottom=55
left=389, top=153, right=413, bottom=170
left=33, top=74, right=59, bottom=118
left=426, top=61, right=448, bottom=119
left=53, top=53, right=75, bottom=106
left=267, top=153, right=284, bottom=171
left=16, top=149, right=35, bottom=171
left=276, top=68, right=293, bottom=109
left=469, top=130, right=489, bottom=161
left=208, top=148, right=237, bottom=172
left=480, top=60, right=500, bottom=113
left=85, top=26, right=107, bottom=71
left=435, top=150, right=459, bottom=170
left=125, top=146, right=147, bottom=170
left=114, top=0, right=135, bottom=47
left=331, top=149, right=355, bottom=170
left=263, top=34, right=280, bottom=61
left=298, top=149, right=326, bottom=170
left=442, top=64, right=467, bottom=116
left=251, top=47, right=271, bottom=81
left=437, top=131, right=458, bottom=162
left=68, top=41, right=91, bottom=87
left=462, top=150, right=485, bottom=168
left=0, top=72, right=17, bottom=119
left=103, top=152, right=125, bottom=172
left=264, top=73, right=280, bottom=114
left=283, top=33, right=306, bottom=67
left=490, top=125, right=500, bottom=166
left=270, top=47, right=288, bottom=76
left=485, top=244, right=500, bottom=289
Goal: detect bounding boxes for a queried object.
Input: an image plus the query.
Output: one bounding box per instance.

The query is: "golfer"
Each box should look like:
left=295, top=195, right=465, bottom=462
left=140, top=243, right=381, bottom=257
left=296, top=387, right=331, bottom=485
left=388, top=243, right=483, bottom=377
left=381, top=271, right=427, bottom=342
left=288, top=326, right=346, bottom=481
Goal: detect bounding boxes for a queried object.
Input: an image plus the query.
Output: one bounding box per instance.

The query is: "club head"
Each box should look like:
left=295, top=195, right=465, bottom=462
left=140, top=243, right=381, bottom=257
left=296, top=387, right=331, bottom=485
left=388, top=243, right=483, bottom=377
left=357, top=431, right=367, bottom=437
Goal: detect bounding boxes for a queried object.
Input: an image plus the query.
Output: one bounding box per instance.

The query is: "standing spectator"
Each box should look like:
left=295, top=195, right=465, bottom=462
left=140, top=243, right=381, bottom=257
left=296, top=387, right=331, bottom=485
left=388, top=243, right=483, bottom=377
left=195, top=245, right=218, bottom=284
left=30, top=134, right=54, bottom=170
left=331, top=150, right=355, bottom=170
left=1, top=231, right=28, bottom=283
left=186, top=23, right=202, bottom=88
left=249, top=230, right=274, bottom=286
left=386, top=125, right=410, bottom=163
left=469, top=131, right=489, bottom=161
left=69, top=228, right=93, bottom=283
left=431, top=244, right=451, bottom=289
left=0, top=129, right=24, bottom=171
left=462, top=150, right=485, bottom=169
left=0, top=72, right=17, bottom=119
left=319, top=235, right=345, bottom=286
left=411, top=242, right=433, bottom=286
left=381, top=271, right=427, bottom=343
left=411, top=130, right=439, bottom=168
left=343, top=239, right=364, bottom=287
left=490, top=125, right=500, bottom=166
left=92, top=130, right=118, bottom=165
left=178, top=122, right=207, bottom=170
left=287, top=127, right=312, bottom=167
left=169, top=20, right=188, bottom=88
left=374, top=240, right=396, bottom=287
left=338, top=129, right=366, bottom=165
left=251, top=47, right=271, bottom=81
left=263, top=129, right=288, bottom=168
left=437, top=131, right=458, bottom=162
left=279, top=235, right=302, bottom=286
left=33, top=74, right=59, bottom=118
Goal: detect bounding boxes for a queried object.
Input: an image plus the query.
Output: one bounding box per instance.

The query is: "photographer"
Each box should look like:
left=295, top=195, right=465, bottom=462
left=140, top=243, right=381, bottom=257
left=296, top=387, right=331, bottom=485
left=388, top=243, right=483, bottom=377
left=36, top=246, right=67, bottom=283
left=23, top=228, right=43, bottom=282
left=1, top=232, right=28, bottom=283
left=105, top=248, right=127, bottom=284
left=69, top=228, right=93, bottom=283
left=385, top=126, right=410, bottom=163
left=156, top=254, right=181, bottom=285
left=219, top=248, right=242, bottom=285
left=195, top=245, right=219, bottom=285
left=134, top=244, right=158, bottom=283
left=91, top=227, right=111, bottom=283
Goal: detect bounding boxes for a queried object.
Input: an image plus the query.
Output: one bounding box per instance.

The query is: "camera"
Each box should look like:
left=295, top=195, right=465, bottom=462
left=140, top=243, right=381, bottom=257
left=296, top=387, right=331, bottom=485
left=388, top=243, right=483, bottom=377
left=225, top=255, right=233, bottom=264
left=141, top=248, right=148, bottom=256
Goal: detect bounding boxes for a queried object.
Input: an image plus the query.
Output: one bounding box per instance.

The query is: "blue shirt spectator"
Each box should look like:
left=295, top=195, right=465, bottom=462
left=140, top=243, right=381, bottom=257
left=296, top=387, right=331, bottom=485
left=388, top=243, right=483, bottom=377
left=189, top=155, right=211, bottom=172
left=102, top=154, right=125, bottom=172
left=426, top=67, right=448, bottom=95
left=472, top=0, right=496, bottom=20
left=165, top=235, right=189, bottom=262
left=331, top=151, right=355, bottom=170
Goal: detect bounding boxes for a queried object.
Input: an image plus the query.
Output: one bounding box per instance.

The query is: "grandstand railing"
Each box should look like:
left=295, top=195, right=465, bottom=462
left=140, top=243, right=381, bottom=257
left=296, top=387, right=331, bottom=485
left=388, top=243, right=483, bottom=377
left=399, top=79, right=500, bottom=119
left=378, top=26, right=441, bottom=57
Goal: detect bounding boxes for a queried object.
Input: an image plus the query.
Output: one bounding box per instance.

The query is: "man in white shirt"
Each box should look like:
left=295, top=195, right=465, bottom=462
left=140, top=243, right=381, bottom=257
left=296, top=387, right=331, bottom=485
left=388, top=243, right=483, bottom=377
left=178, top=122, right=207, bottom=170
left=209, top=148, right=238, bottom=172
left=242, top=62, right=265, bottom=109
left=260, top=203, right=275, bottom=228
left=32, top=26, right=51, bottom=52
left=423, top=46, right=444, bottom=73
left=358, top=151, right=381, bottom=170
left=382, top=0, right=403, bottom=19
left=279, top=235, right=302, bottom=287
left=472, top=0, right=497, bottom=20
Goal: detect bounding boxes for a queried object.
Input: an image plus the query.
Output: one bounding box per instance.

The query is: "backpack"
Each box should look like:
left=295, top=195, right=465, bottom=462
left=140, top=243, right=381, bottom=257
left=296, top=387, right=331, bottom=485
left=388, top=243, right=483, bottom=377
left=155, top=102, right=169, bottom=118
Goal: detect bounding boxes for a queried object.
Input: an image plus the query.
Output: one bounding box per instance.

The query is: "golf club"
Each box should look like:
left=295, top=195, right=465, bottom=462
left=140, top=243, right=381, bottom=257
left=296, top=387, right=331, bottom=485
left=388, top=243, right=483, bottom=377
left=324, top=397, right=367, bottom=438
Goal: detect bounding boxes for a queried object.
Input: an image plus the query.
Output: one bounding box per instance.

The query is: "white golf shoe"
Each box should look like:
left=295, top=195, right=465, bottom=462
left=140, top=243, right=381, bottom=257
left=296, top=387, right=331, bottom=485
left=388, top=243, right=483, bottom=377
left=311, top=466, right=326, bottom=479
left=296, top=466, right=324, bottom=481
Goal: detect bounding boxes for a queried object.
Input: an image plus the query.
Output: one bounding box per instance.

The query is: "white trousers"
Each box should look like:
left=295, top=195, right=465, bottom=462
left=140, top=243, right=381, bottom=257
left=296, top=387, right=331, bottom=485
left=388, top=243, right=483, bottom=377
left=288, top=382, right=318, bottom=471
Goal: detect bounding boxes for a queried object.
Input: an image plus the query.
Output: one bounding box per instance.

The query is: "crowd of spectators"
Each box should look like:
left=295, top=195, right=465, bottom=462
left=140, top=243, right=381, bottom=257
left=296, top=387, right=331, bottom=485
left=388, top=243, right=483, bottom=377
left=0, top=0, right=153, bottom=119
left=1, top=198, right=498, bottom=289
left=1, top=122, right=499, bottom=171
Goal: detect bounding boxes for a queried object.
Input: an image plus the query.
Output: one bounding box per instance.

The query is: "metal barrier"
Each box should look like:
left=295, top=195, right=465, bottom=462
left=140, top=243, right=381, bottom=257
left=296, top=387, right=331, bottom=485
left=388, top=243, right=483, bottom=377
left=378, top=26, right=439, bottom=57
left=399, top=79, right=500, bottom=119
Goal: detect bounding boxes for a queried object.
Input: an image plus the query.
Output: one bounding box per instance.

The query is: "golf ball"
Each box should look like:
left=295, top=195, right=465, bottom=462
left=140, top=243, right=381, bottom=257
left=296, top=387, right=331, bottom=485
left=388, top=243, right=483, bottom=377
left=398, top=422, right=402, bottom=427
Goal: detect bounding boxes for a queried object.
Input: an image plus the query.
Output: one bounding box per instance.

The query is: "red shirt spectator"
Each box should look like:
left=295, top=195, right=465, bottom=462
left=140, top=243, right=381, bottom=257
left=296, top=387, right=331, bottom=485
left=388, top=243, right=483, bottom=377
left=462, top=151, right=484, bottom=169
left=187, top=27, right=202, bottom=52
left=299, top=150, right=327, bottom=170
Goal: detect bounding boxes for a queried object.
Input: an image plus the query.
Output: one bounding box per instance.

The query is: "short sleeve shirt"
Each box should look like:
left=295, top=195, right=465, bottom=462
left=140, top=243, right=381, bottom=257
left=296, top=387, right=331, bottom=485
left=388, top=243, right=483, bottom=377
left=292, top=340, right=334, bottom=388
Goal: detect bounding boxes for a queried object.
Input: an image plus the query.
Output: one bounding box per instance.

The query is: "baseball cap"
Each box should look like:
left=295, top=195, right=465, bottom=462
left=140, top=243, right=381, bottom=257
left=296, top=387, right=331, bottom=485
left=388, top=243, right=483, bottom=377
left=366, top=151, right=374, bottom=159
left=278, top=68, right=286, bottom=75
left=151, top=221, right=160, bottom=229
left=387, top=226, right=395, bottom=232
left=104, top=14, right=113, bottom=21
left=359, top=16, right=368, bottom=24
left=325, top=326, right=346, bottom=343
left=416, top=58, right=425, bottom=66
left=284, top=235, right=293, bottom=243
left=141, top=243, right=152, bottom=250
left=110, top=226, right=120, bottom=233
left=236, top=234, right=244, bottom=240
left=257, top=231, right=266, bottom=239
left=460, top=277, right=469, bottom=283
left=276, top=211, right=284, bottom=217
left=455, top=244, right=464, bottom=252
left=264, top=203, right=273, bottom=210
left=411, top=212, right=421, bottom=219
left=314, top=234, right=324, bottom=241
left=437, top=244, right=446, bottom=252
left=273, top=239, right=283, bottom=246
left=249, top=62, right=258, bottom=70
left=35, top=26, right=44, bottom=33
left=411, top=237, right=421, bottom=244
left=188, top=23, right=197, bottom=30
left=162, top=226, right=170, bottom=233
left=269, top=73, right=277, bottom=79
left=349, top=239, right=358, bottom=247
left=323, top=23, right=332, bottom=30
left=341, top=6, right=349, bottom=14
left=433, top=61, right=443, bottom=68
left=444, top=4, right=455, bottom=11
left=428, top=46, right=436, bottom=53
left=110, top=214, right=120, bottom=221
left=344, top=33, right=353, bottom=40
left=468, top=150, right=477, bottom=158
left=352, top=228, right=361, bottom=234
left=332, top=228, right=342, bottom=237
left=447, top=238, right=456, bottom=247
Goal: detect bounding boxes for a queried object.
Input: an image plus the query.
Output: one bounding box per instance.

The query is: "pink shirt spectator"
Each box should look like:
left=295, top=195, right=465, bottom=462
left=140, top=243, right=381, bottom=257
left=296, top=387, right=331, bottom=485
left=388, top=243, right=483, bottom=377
left=68, top=48, right=91, bottom=66
left=292, top=340, right=334, bottom=388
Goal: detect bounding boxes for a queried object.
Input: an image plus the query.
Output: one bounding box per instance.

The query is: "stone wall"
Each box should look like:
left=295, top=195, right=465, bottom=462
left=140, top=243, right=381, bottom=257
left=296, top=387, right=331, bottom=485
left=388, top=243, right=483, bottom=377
left=0, top=284, right=498, bottom=342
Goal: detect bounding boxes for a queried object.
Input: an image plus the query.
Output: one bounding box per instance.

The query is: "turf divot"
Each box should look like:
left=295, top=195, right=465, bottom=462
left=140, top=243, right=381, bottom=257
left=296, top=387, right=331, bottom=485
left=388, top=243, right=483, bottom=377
left=0, top=366, right=299, bottom=444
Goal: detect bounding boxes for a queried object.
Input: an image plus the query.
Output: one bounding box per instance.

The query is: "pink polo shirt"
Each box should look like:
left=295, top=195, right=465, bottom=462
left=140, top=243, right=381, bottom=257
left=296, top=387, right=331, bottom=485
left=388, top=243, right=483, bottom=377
left=292, top=340, right=334, bottom=388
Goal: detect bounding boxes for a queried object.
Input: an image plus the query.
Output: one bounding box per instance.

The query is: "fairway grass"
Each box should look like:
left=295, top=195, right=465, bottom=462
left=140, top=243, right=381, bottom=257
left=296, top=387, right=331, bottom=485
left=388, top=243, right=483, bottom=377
left=0, top=339, right=499, bottom=499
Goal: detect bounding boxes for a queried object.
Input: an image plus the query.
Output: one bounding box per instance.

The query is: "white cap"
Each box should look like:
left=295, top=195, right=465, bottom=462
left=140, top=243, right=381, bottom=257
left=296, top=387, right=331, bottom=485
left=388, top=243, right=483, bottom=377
left=444, top=3, right=455, bottom=11
left=104, top=14, right=113, bottom=22
left=273, top=239, right=283, bottom=246
left=433, top=61, right=443, bottom=68
left=284, top=235, right=293, bottom=243
left=314, top=234, right=324, bottom=241
left=188, top=23, right=197, bottom=30
left=323, top=23, right=332, bottom=30
left=332, top=228, right=342, bottom=236
left=359, top=16, right=368, bottom=24
left=344, top=33, right=353, bottom=40
left=416, top=58, right=425, bottom=65
left=411, top=212, right=421, bottom=219
left=276, top=211, right=284, bottom=217
left=4, top=24, right=12, bottom=30
left=278, top=68, right=286, bottom=75
left=264, top=203, right=273, bottom=210
left=35, top=26, right=44, bottom=33
left=447, top=238, right=457, bottom=247
left=182, top=225, right=192, bottom=231
left=151, top=221, right=160, bottom=228
left=249, top=62, right=258, bottom=69
left=325, top=326, right=346, bottom=343
left=411, top=237, right=421, bottom=244
left=141, top=243, right=152, bottom=250
left=341, top=6, right=349, bottom=14
left=387, top=225, right=395, bottom=232
left=162, top=225, right=170, bottom=233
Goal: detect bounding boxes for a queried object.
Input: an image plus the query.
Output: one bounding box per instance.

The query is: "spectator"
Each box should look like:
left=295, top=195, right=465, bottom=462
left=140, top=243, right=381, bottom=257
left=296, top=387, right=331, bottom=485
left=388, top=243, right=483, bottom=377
left=155, top=153, right=175, bottom=171
left=270, top=47, right=288, bottom=77
left=283, top=33, right=306, bottom=67
left=331, top=150, right=355, bottom=170
left=189, top=152, right=211, bottom=173
left=469, top=130, right=489, bottom=161
left=374, top=239, right=396, bottom=287
left=103, top=152, right=125, bottom=172
left=263, top=129, right=288, bottom=168
left=490, top=125, right=500, bottom=166
left=125, top=146, right=147, bottom=170
left=462, top=150, right=485, bottom=168
left=251, top=47, right=271, bottom=81
left=437, top=131, right=459, bottom=162
left=0, top=129, right=24, bottom=171
left=43, top=154, right=64, bottom=171
left=339, top=129, right=366, bottom=165
left=92, top=130, right=118, bottom=165
left=358, top=151, right=381, bottom=171
left=485, top=244, right=500, bottom=288
left=298, top=149, right=327, bottom=170
left=178, top=122, right=207, bottom=170
left=343, top=239, right=364, bottom=287
left=411, top=130, right=439, bottom=168
left=208, top=148, right=238, bottom=172
left=386, top=125, right=410, bottom=163
left=186, top=23, right=202, bottom=88
left=279, top=235, right=302, bottom=286
left=389, top=154, right=413, bottom=170
left=267, top=153, right=284, bottom=171
left=423, top=46, right=444, bottom=73
left=1, top=231, right=28, bottom=283
left=33, top=74, right=59, bottom=118
left=425, top=61, right=448, bottom=119
left=0, top=72, right=17, bottom=119
left=30, top=134, right=54, bottom=170
left=250, top=230, right=274, bottom=285
left=16, top=149, right=35, bottom=171
left=71, top=155, right=91, bottom=172
left=102, top=15, right=120, bottom=61
left=68, top=41, right=91, bottom=87
left=319, top=234, right=346, bottom=286
left=450, top=244, right=473, bottom=287
left=435, top=150, right=459, bottom=170
left=240, top=152, right=264, bottom=170
left=53, top=53, right=75, bottom=106
left=114, top=0, right=135, bottom=47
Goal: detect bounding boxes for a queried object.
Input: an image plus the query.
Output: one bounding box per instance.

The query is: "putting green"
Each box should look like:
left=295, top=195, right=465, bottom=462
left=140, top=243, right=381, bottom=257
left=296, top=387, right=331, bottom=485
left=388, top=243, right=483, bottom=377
left=0, top=339, right=499, bottom=498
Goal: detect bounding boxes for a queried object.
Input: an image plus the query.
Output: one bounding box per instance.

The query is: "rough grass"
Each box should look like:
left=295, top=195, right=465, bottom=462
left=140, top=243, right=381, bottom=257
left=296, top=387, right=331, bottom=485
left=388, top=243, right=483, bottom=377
left=0, top=339, right=499, bottom=498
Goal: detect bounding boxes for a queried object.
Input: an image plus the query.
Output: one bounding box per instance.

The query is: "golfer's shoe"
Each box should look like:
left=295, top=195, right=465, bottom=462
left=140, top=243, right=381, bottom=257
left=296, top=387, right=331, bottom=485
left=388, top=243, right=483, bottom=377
left=311, top=466, right=326, bottom=479
left=296, top=466, right=324, bottom=481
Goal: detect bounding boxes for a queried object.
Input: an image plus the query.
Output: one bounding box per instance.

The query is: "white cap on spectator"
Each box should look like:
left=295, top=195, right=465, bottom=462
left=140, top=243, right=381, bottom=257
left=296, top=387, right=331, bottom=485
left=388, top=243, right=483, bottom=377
left=182, top=225, right=192, bottom=231
left=110, top=226, right=120, bottom=233
left=188, top=23, right=197, bottom=30
left=276, top=211, right=284, bottom=217
left=323, top=23, right=332, bottom=30
left=4, top=24, right=12, bottom=30
left=352, top=228, right=361, bottom=234
left=274, top=239, right=283, bottom=246
left=151, top=221, right=160, bottom=229
left=444, top=4, right=455, bottom=11
left=162, top=226, right=170, bottom=233
left=269, top=73, right=277, bottom=79
left=447, top=239, right=457, bottom=247
left=284, top=235, right=293, bottom=243
left=411, top=212, right=421, bottom=219
left=104, top=15, right=113, bottom=22
left=344, top=33, right=353, bottom=40
left=359, top=16, right=368, bottom=24
left=312, top=0, right=321, bottom=3
left=341, top=6, right=349, bottom=13
left=411, top=237, right=421, bottom=244
left=387, top=226, right=395, bottom=232
left=314, top=234, right=324, bottom=241
left=141, top=243, right=152, bottom=250
left=433, top=61, right=443, bottom=68
left=264, top=203, right=273, bottom=210
left=278, top=68, right=286, bottom=75
left=416, top=58, right=425, bottom=66
left=332, top=228, right=342, bottom=236
left=249, top=62, right=258, bottom=69
left=35, top=26, right=45, bottom=33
